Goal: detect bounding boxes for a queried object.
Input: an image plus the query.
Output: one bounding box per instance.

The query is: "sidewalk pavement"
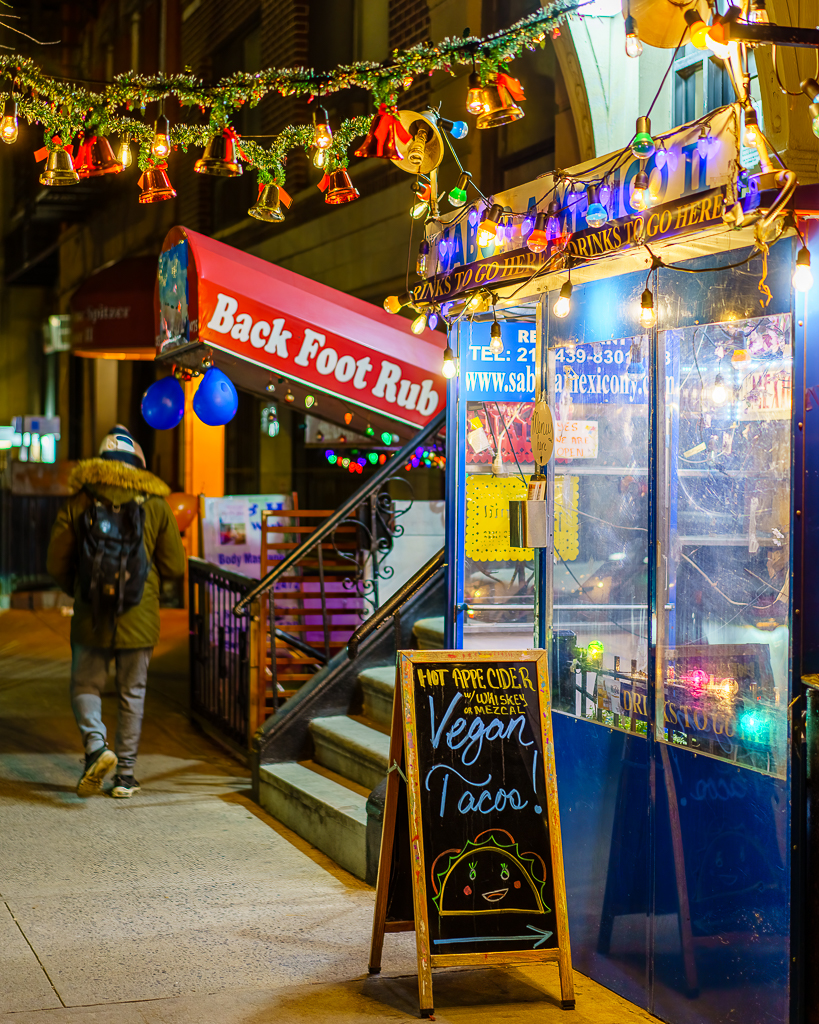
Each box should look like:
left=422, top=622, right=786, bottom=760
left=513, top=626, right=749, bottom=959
left=0, top=608, right=658, bottom=1024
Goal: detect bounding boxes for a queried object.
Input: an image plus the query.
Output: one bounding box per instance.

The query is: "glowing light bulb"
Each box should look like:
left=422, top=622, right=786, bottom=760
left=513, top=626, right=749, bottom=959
left=684, top=9, right=709, bottom=48
left=441, top=346, right=457, bottom=378
left=427, top=312, right=439, bottom=331
left=624, top=15, right=642, bottom=57
left=313, top=147, right=327, bottom=168
left=449, top=171, right=470, bottom=207
left=743, top=106, right=760, bottom=148
left=697, top=129, right=711, bottom=159
left=0, top=98, right=18, bottom=144
left=630, top=169, right=650, bottom=211
left=466, top=71, right=484, bottom=115
left=711, top=374, right=727, bottom=405
left=545, top=200, right=561, bottom=241
left=639, top=288, right=656, bottom=328
left=631, top=116, right=655, bottom=159
left=117, top=133, right=133, bottom=168
left=151, top=115, right=171, bottom=160
left=585, top=186, right=607, bottom=228
left=477, top=203, right=502, bottom=247
left=489, top=321, right=503, bottom=355
left=553, top=280, right=572, bottom=319
left=526, top=212, right=549, bottom=253
left=705, top=17, right=731, bottom=58
left=654, top=142, right=667, bottom=170
left=411, top=312, right=428, bottom=334
left=312, top=106, right=333, bottom=149
left=383, top=292, right=410, bottom=314
left=793, top=246, right=813, bottom=291
left=598, top=181, right=612, bottom=206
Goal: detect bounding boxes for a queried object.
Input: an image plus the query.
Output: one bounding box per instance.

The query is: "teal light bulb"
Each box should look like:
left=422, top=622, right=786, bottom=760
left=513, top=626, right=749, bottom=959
left=631, top=116, right=655, bottom=160
left=449, top=185, right=468, bottom=207
left=586, top=202, right=607, bottom=228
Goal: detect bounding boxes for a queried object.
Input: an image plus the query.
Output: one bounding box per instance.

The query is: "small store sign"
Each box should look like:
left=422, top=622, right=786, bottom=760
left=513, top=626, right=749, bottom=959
left=555, top=420, right=598, bottom=460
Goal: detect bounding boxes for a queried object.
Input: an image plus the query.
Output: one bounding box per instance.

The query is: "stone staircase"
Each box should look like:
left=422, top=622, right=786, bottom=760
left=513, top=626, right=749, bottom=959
left=257, top=616, right=444, bottom=881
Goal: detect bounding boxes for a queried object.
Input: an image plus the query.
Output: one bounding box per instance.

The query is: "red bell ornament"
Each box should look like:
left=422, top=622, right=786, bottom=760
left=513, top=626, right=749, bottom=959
left=138, top=165, right=177, bottom=203
left=320, top=168, right=360, bottom=204
left=354, top=103, right=410, bottom=160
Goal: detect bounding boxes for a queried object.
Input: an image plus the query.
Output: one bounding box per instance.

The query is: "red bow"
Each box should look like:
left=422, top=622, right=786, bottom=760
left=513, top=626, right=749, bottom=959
left=318, top=173, right=331, bottom=192
left=34, top=135, right=74, bottom=161
left=222, top=126, right=249, bottom=163
left=373, top=103, right=410, bottom=152
left=75, top=134, right=97, bottom=170
left=496, top=73, right=525, bottom=103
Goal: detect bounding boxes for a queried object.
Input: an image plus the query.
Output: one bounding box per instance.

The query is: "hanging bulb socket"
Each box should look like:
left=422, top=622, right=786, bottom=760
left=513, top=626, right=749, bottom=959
left=684, top=9, right=709, bottom=48
left=527, top=212, right=550, bottom=253
left=416, top=239, right=430, bottom=276
left=0, top=97, right=18, bottom=144
left=743, top=105, right=760, bottom=148
left=448, top=171, right=470, bottom=207
left=383, top=291, right=412, bottom=314
left=639, top=288, right=656, bottom=328
left=585, top=186, right=608, bottom=228
left=489, top=319, right=503, bottom=355
left=624, top=14, right=643, bottom=57
left=553, top=280, right=573, bottom=319
left=151, top=115, right=171, bottom=160
left=466, top=71, right=484, bottom=115
left=545, top=200, right=561, bottom=241
left=442, top=345, right=457, bottom=378
left=631, top=168, right=650, bottom=211
left=631, top=115, right=655, bottom=159
left=477, top=203, right=503, bottom=247
left=793, top=245, right=813, bottom=291
left=312, top=105, right=333, bottom=149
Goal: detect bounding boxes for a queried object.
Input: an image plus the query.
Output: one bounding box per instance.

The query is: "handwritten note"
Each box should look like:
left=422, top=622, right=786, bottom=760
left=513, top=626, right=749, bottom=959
left=531, top=401, right=554, bottom=466
left=555, top=420, right=598, bottom=460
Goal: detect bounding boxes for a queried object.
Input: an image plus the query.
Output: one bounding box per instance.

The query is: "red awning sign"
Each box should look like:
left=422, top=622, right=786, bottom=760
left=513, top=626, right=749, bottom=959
left=157, top=227, right=446, bottom=428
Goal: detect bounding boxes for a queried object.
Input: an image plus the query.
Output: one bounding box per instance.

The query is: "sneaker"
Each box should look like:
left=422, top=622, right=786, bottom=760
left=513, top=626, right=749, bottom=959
left=110, top=774, right=141, bottom=799
left=77, top=746, right=117, bottom=797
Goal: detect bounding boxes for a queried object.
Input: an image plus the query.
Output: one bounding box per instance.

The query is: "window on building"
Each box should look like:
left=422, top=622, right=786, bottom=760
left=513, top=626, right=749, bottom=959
left=673, top=46, right=737, bottom=126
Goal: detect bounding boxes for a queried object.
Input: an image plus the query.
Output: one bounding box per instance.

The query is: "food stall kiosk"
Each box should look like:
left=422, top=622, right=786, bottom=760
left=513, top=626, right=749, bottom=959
left=415, top=103, right=815, bottom=1024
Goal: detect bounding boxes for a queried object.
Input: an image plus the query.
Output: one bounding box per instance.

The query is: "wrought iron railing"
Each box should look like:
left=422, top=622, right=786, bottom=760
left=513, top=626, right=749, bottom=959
left=235, top=409, right=446, bottom=721
left=188, top=557, right=260, bottom=760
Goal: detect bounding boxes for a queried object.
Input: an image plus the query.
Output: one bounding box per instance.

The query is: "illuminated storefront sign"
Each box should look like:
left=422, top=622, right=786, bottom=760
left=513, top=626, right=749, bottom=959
left=156, top=227, right=446, bottom=428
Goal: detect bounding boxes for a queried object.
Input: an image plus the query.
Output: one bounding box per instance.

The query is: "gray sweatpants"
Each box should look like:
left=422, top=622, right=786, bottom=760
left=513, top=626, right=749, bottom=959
left=70, top=645, right=154, bottom=773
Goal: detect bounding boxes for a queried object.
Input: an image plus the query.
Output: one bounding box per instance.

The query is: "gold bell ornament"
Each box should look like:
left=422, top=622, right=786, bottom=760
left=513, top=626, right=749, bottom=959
left=319, top=167, right=360, bottom=205
left=75, top=132, right=122, bottom=177
left=354, top=103, right=410, bottom=160
left=248, top=183, right=293, bottom=222
left=38, top=144, right=79, bottom=186
left=194, top=128, right=243, bottom=177
left=476, top=73, right=526, bottom=129
left=137, top=164, right=177, bottom=203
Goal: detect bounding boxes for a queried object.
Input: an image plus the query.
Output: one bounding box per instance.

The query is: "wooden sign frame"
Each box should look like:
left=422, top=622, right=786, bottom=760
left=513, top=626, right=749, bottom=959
left=369, top=649, right=574, bottom=1016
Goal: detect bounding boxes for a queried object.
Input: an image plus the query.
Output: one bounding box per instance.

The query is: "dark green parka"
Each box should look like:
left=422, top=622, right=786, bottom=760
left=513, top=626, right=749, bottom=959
left=46, top=458, right=187, bottom=649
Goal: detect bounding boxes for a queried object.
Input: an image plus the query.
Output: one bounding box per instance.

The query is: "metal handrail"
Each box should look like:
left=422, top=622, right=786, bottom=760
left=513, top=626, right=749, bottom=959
left=232, top=408, right=446, bottom=615
left=274, top=626, right=328, bottom=664
left=346, top=546, right=445, bottom=659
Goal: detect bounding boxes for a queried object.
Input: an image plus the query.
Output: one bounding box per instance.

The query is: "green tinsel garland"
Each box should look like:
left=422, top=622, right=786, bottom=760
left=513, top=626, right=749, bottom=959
left=8, top=0, right=583, bottom=179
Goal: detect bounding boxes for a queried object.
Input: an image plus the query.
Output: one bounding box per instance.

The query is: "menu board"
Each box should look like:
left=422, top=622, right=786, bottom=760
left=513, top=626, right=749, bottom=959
left=370, top=650, right=574, bottom=1015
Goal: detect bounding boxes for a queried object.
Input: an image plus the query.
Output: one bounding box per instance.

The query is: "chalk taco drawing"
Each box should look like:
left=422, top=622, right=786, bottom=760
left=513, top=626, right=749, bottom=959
left=430, top=829, right=549, bottom=916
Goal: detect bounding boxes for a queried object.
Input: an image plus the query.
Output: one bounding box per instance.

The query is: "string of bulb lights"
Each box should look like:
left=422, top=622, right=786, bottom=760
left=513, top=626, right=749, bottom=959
left=377, top=0, right=817, bottom=378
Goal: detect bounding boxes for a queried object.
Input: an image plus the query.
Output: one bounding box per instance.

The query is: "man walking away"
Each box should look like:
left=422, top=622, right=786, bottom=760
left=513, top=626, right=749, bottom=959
left=47, top=427, right=186, bottom=798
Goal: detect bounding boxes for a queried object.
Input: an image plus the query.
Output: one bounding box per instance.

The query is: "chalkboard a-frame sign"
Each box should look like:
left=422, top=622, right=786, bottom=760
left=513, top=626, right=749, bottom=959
left=369, top=650, right=574, bottom=1015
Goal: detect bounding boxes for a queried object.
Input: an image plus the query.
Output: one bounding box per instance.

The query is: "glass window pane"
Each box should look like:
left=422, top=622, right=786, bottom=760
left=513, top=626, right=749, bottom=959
left=549, top=334, right=650, bottom=733
left=656, top=313, right=792, bottom=778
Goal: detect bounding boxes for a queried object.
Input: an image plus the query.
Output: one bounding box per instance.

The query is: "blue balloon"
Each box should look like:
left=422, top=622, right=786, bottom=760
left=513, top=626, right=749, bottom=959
left=192, top=367, right=238, bottom=426
left=141, top=375, right=185, bottom=430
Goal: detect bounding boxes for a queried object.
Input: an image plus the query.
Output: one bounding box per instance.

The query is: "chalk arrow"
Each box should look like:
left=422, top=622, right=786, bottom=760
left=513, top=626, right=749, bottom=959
left=433, top=925, right=554, bottom=949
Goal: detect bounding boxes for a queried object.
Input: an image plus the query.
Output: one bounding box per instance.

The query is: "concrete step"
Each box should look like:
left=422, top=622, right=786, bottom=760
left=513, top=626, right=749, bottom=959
left=257, top=760, right=368, bottom=880
left=358, top=665, right=396, bottom=728
left=413, top=616, right=445, bottom=650
left=309, top=715, right=391, bottom=791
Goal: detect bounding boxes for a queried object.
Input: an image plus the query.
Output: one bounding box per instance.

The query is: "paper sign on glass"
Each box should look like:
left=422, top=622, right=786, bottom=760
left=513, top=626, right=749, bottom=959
left=555, top=420, right=598, bottom=460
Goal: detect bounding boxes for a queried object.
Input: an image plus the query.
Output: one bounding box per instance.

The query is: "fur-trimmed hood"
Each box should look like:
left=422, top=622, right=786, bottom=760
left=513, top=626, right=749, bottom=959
left=68, top=458, right=171, bottom=497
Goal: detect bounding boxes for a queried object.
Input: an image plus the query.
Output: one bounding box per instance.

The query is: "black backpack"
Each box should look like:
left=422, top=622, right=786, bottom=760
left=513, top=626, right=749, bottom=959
left=77, top=491, right=151, bottom=629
